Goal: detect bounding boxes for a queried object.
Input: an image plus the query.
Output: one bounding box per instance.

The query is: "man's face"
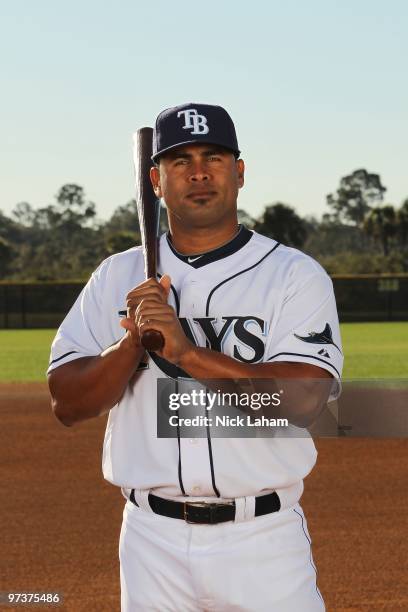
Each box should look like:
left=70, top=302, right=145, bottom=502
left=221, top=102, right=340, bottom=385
left=150, top=143, right=245, bottom=229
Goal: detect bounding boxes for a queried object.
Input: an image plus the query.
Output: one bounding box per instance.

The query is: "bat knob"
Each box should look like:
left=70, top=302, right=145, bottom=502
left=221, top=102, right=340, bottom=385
left=141, top=329, right=165, bottom=352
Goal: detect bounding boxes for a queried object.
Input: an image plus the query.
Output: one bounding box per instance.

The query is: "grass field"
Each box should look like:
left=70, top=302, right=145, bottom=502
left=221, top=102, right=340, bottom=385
left=0, top=323, right=407, bottom=382
left=0, top=329, right=56, bottom=382
left=340, top=322, right=408, bottom=378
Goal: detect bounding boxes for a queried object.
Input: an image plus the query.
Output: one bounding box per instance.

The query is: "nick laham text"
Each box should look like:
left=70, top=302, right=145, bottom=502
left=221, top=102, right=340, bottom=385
left=169, top=415, right=289, bottom=428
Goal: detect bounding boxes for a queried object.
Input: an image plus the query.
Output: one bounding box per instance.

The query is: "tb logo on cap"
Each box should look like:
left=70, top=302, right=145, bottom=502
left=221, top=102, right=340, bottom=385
left=177, top=108, right=209, bottom=135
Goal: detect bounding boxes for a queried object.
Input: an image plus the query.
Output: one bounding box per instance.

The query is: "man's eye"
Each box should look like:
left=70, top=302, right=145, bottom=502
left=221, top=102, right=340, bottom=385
left=174, top=159, right=188, bottom=165
left=208, top=155, right=221, bottom=161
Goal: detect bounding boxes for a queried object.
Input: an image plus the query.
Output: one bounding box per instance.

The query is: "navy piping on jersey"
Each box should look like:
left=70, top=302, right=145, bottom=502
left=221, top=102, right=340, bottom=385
left=267, top=352, right=341, bottom=378
left=49, top=350, right=78, bottom=365
left=293, top=508, right=324, bottom=603
left=175, top=382, right=187, bottom=496
left=202, top=241, right=281, bottom=497
left=166, top=225, right=253, bottom=268
left=170, top=284, right=180, bottom=314
left=205, top=242, right=280, bottom=316
left=155, top=276, right=186, bottom=495
left=176, top=421, right=186, bottom=496
left=206, top=419, right=220, bottom=497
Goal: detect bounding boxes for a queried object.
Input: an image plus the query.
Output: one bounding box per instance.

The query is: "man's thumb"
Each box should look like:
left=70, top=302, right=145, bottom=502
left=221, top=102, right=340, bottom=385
left=160, top=274, right=171, bottom=297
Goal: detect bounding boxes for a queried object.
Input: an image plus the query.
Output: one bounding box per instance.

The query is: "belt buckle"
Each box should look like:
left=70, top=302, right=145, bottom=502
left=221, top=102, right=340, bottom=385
left=183, top=501, right=234, bottom=524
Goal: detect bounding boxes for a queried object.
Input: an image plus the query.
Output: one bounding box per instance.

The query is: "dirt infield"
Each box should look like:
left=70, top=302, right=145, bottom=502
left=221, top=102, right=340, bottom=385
left=0, top=383, right=407, bottom=611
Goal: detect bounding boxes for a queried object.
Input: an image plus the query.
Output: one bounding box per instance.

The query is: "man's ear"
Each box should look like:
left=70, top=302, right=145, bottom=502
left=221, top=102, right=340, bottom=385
left=236, top=159, right=245, bottom=188
left=150, top=166, right=162, bottom=198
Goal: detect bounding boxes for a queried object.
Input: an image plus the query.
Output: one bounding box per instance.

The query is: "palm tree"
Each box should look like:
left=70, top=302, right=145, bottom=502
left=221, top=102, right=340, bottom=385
left=363, top=205, right=397, bottom=255
left=254, top=203, right=307, bottom=248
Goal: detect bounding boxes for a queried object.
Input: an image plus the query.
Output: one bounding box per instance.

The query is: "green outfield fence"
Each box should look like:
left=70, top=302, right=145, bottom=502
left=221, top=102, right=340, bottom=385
left=0, top=275, right=408, bottom=328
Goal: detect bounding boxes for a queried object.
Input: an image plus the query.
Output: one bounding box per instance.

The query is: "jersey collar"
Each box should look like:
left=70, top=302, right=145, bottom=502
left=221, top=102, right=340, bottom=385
left=166, top=225, right=253, bottom=268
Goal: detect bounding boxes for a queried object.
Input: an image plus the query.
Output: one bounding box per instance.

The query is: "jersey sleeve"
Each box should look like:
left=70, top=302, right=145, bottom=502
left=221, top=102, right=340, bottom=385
left=265, top=258, right=343, bottom=400
left=47, top=261, right=108, bottom=374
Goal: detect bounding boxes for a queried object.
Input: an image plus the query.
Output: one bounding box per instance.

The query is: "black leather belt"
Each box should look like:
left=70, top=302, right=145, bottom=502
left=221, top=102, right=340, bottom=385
left=129, top=490, right=281, bottom=524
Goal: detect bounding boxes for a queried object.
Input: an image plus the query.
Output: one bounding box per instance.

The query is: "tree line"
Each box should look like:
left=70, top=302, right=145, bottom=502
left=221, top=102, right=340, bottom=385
left=0, top=169, right=407, bottom=280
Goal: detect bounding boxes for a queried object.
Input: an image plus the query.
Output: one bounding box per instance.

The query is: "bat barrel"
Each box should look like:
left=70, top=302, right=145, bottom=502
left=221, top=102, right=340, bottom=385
left=133, top=127, right=165, bottom=351
left=134, top=127, right=160, bottom=279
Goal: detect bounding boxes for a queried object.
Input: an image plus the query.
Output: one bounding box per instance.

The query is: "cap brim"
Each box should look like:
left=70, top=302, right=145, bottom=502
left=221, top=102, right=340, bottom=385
left=152, top=139, right=240, bottom=162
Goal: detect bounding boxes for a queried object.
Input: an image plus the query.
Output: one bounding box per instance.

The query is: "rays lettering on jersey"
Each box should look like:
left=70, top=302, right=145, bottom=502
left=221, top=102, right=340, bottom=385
left=149, top=316, right=267, bottom=378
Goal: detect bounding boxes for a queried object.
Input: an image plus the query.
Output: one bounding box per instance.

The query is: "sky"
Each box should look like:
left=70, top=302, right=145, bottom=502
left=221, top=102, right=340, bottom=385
left=1, top=0, right=407, bottom=222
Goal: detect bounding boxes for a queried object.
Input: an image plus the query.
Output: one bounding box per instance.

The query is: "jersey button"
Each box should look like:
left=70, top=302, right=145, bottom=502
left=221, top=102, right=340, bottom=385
left=189, top=438, right=198, bottom=444
left=192, top=485, right=201, bottom=493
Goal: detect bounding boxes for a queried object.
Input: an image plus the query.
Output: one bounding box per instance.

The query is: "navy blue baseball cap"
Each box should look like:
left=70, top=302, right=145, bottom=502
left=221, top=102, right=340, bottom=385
left=152, top=102, right=240, bottom=162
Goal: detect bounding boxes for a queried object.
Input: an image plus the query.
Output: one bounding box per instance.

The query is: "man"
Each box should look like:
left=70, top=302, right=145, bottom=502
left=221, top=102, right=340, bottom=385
left=48, top=103, right=343, bottom=611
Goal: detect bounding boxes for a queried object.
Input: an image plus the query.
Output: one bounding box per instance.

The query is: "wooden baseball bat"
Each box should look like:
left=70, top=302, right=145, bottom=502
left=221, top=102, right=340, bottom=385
left=133, top=127, right=164, bottom=352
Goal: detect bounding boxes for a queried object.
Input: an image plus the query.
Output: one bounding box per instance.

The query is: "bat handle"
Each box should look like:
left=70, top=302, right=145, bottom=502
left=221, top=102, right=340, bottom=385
left=141, top=329, right=165, bottom=352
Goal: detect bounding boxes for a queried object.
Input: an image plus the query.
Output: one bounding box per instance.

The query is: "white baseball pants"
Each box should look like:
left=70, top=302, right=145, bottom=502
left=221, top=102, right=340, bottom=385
left=119, top=499, right=325, bottom=611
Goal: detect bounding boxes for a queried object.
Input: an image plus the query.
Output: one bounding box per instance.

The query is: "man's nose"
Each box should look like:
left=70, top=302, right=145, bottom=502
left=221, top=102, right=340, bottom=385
left=189, top=161, right=210, bottom=182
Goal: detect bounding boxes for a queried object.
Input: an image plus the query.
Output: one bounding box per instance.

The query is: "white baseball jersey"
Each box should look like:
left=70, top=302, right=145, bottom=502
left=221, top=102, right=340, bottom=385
left=48, top=227, right=343, bottom=505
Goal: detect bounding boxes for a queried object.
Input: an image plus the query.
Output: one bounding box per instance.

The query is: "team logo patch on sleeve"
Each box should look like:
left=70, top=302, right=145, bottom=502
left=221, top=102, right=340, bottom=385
left=294, top=323, right=341, bottom=353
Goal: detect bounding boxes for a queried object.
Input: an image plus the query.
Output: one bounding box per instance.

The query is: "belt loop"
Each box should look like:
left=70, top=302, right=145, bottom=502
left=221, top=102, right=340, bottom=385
left=132, top=489, right=154, bottom=513
left=234, top=495, right=256, bottom=523
left=244, top=495, right=256, bottom=521
left=234, top=497, right=245, bottom=522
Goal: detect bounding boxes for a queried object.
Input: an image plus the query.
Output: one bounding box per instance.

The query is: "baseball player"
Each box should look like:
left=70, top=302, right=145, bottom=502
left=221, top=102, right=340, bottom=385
left=48, top=103, right=343, bottom=611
